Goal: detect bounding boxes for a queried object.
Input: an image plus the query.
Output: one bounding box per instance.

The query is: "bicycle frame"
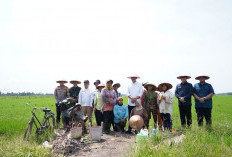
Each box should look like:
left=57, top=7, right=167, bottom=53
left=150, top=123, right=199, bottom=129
left=25, top=103, right=50, bottom=130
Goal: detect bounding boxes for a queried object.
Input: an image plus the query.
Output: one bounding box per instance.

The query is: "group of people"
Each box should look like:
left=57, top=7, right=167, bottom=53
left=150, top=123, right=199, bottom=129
left=54, top=73, right=214, bottom=134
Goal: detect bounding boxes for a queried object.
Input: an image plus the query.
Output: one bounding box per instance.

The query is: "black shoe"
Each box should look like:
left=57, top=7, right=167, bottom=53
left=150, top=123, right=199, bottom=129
left=65, top=128, right=70, bottom=133
left=126, top=130, right=132, bottom=134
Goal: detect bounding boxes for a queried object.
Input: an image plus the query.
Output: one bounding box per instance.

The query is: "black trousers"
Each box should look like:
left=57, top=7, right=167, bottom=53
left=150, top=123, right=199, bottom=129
left=95, top=109, right=103, bottom=126
left=196, top=108, right=212, bottom=126
left=127, top=105, right=135, bottom=132
left=179, top=105, right=192, bottom=127
left=103, top=111, right=114, bottom=132
left=160, top=113, right=172, bottom=130
left=56, top=103, right=61, bottom=123
left=115, top=121, right=126, bottom=132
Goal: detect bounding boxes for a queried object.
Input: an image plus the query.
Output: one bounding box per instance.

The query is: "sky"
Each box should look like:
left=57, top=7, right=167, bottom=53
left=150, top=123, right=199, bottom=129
left=0, top=0, right=232, bottom=94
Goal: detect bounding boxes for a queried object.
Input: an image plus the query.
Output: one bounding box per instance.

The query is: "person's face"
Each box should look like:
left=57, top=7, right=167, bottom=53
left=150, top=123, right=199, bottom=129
left=147, top=85, right=152, bottom=91
left=59, top=82, right=65, bottom=86
left=107, top=81, right=113, bottom=88
left=118, top=98, right=123, bottom=106
left=131, top=77, right=137, bottom=82
left=73, top=82, right=78, bottom=87
left=84, top=83, right=89, bottom=89
left=162, top=85, right=167, bottom=91
left=95, top=82, right=100, bottom=88
left=199, top=77, right=206, bottom=83
left=98, top=86, right=104, bottom=91
left=113, top=85, right=119, bottom=91
left=180, top=77, right=187, bottom=83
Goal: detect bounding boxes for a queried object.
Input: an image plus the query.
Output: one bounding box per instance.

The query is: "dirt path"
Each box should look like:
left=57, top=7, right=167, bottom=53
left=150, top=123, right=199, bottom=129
left=52, top=130, right=136, bottom=157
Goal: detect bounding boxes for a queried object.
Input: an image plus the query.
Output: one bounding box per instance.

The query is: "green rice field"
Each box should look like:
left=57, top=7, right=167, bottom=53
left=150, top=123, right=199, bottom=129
left=0, top=95, right=232, bottom=156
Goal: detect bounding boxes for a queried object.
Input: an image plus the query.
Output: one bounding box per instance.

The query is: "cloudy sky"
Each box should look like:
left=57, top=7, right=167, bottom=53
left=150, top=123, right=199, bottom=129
left=0, top=0, right=232, bottom=94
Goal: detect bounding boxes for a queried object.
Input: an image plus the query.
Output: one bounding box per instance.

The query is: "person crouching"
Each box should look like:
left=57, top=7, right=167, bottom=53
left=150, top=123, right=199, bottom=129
left=129, top=100, right=148, bottom=132
left=113, top=97, right=129, bottom=132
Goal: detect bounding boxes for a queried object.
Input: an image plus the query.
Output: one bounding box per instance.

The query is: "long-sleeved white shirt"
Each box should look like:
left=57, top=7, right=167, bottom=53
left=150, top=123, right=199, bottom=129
left=90, top=89, right=98, bottom=106
left=158, top=90, right=175, bottom=117
left=127, top=81, right=143, bottom=106
left=78, top=88, right=92, bottom=107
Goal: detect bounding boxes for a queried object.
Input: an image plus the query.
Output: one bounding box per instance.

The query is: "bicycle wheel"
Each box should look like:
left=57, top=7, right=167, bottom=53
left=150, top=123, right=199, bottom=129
left=24, top=118, right=34, bottom=140
left=42, top=115, right=55, bottom=132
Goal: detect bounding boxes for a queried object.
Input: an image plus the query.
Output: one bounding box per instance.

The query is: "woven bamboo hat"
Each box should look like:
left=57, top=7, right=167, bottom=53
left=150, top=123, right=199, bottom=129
left=177, top=75, right=191, bottom=79
left=70, top=80, right=81, bottom=84
left=144, top=83, right=157, bottom=91
left=158, top=82, right=173, bottom=90
left=56, top=79, right=68, bottom=83
left=127, top=73, right=140, bottom=79
left=195, top=74, right=210, bottom=80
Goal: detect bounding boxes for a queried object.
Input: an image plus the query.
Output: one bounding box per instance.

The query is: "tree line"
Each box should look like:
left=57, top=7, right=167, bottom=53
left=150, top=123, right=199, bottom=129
left=0, top=91, right=53, bottom=96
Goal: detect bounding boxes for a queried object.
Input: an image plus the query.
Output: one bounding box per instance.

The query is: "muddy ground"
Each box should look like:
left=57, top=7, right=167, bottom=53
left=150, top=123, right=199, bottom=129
left=52, top=129, right=136, bottom=157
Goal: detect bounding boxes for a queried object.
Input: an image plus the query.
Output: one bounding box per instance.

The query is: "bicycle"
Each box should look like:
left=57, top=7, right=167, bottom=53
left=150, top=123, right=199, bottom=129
left=24, top=103, right=55, bottom=140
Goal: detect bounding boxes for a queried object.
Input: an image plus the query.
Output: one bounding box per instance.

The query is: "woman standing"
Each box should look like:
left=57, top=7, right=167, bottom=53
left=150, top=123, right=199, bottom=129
left=93, top=83, right=105, bottom=126
left=143, top=83, right=162, bottom=129
left=158, top=83, right=175, bottom=131
left=101, top=79, right=117, bottom=134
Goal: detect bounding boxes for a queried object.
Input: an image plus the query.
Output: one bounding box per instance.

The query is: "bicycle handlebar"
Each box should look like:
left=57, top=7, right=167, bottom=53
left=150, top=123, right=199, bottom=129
left=25, top=103, right=46, bottom=110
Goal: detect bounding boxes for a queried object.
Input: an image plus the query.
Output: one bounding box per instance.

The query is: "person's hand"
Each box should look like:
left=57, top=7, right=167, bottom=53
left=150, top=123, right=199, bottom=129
left=131, top=98, right=136, bottom=103
left=199, top=98, right=205, bottom=103
left=162, top=96, right=166, bottom=100
left=180, top=97, right=186, bottom=103
left=109, top=101, right=114, bottom=105
left=93, top=107, right=96, bottom=111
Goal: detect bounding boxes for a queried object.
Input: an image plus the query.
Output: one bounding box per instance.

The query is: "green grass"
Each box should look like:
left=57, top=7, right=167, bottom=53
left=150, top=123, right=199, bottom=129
left=131, top=95, right=232, bottom=157
left=0, top=95, right=232, bottom=156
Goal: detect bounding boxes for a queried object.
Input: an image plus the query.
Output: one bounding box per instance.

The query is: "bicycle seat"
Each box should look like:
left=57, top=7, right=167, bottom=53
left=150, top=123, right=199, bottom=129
left=43, top=109, right=51, bottom=113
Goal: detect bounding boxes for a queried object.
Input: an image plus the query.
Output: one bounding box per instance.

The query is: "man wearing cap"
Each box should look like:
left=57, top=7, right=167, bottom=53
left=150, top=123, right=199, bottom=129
left=79, top=80, right=93, bottom=125
left=94, top=83, right=105, bottom=126
left=193, top=74, right=214, bottom=126
left=113, top=83, right=122, bottom=98
left=126, top=73, right=143, bottom=133
left=54, top=79, right=69, bottom=123
left=175, top=75, right=193, bottom=128
left=91, top=80, right=101, bottom=108
left=69, top=80, right=81, bottom=105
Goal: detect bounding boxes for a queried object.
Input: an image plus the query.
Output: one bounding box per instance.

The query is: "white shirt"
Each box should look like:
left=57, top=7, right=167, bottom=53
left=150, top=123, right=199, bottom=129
left=90, top=89, right=98, bottom=106
left=79, top=88, right=92, bottom=107
left=158, top=90, right=175, bottom=117
left=127, top=81, right=143, bottom=106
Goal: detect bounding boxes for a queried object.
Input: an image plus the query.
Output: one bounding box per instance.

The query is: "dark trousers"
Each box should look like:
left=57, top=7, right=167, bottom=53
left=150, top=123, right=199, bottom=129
left=179, top=105, right=192, bottom=127
left=127, top=105, right=135, bottom=132
left=56, top=103, right=61, bottom=123
left=160, top=113, right=172, bottom=130
left=115, top=121, right=126, bottom=132
left=95, top=109, right=103, bottom=126
left=196, top=108, right=212, bottom=126
left=103, top=111, right=114, bottom=132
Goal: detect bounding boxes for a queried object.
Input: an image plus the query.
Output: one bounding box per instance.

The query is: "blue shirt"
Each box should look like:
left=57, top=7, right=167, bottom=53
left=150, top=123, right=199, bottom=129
left=113, top=104, right=129, bottom=123
left=175, top=82, right=193, bottom=106
left=193, top=82, right=215, bottom=109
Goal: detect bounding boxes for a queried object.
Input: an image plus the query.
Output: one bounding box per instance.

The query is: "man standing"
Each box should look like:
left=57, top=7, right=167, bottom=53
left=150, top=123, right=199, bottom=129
left=193, top=74, right=214, bottom=126
left=54, top=79, right=69, bottom=123
left=126, top=73, right=143, bottom=133
left=175, top=75, right=193, bottom=128
left=91, top=80, right=101, bottom=107
left=79, top=80, right=93, bottom=125
left=69, top=80, right=81, bottom=105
